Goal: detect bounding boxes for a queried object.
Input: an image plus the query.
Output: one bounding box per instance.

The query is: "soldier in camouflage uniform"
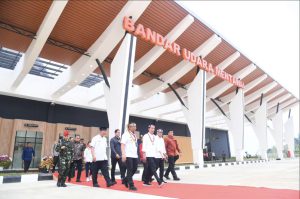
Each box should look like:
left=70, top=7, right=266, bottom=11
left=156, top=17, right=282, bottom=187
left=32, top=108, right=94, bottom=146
left=55, top=130, right=74, bottom=187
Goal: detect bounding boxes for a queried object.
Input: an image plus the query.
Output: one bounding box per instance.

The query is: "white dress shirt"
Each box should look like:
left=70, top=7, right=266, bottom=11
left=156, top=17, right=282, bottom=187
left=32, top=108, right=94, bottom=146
left=84, top=147, right=93, bottom=163
left=155, top=135, right=166, bottom=158
left=91, top=134, right=107, bottom=161
left=121, top=130, right=138, bottom=158
left=142, top=133, right=157, bottom=158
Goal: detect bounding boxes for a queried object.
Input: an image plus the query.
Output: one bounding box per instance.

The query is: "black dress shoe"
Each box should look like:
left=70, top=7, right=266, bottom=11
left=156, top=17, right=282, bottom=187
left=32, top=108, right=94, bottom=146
left=123, top=181, right=128, bottom=188
left=56, top=182, right=61, bottom=187
left=93, top=184, right=100, bottom=187
left=143, top=182, right=152, bottom=186
left=158, top=181, right=164, bottom=187
left=61, top=184, right=67, bottom=187
left=173, top=177, right=180, bottom=181
left=164, top=175, right=170, bottom=180
left=129, top=186, right=137, bottom=191
left=107, top=182, right=114, bottom=187
left=111, top=181, right=117, bottom=185
left=76, top=179, right=81, bottom=182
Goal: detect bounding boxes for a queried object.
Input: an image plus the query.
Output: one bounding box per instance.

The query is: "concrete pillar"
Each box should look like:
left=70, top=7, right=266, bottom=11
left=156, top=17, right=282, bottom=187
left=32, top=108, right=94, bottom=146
left=183, top=70, right=206, bottom=166
left=226, top=89, right=245, bottom=162
left=270, top=111, right=284, bottom=159
left=104, top=34, right=136, bottom=139
left=284, top=116, right=295, bottom=158
left=252, top=102, right=268, bottom=160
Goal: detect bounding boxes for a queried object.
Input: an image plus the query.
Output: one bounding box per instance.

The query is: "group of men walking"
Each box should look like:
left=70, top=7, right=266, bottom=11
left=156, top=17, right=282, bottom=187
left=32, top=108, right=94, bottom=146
left=55, top=122, right=182, bottom=191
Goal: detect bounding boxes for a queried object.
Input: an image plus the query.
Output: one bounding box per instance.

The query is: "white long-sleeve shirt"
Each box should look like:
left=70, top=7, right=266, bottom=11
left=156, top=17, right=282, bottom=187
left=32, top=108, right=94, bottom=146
left=142, top=133, right=157, bottom=158
left=84, top=147, right=93, bottom=163
left=155, top=136, right=166, bottom=158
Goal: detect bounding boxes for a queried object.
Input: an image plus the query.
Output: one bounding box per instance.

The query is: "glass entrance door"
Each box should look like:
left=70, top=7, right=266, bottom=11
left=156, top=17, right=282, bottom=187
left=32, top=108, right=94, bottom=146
left=12, top=131, right=43, bottom=169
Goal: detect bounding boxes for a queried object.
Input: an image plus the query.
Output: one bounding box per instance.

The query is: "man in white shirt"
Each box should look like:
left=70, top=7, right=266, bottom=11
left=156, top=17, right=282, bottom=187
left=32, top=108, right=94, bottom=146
left=83, top=141, right=93, bottom=182
left=91, top=127, right=114, bottom=188
left=155, top=129, right=168, bottom=183
left=142, top=124, right=164, bottom=187
left=121, top=122, right=138, bottom=191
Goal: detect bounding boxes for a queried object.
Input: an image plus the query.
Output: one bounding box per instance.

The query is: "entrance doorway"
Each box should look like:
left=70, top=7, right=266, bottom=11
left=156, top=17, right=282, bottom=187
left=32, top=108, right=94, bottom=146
left=12, top=131, right=43, bottom=169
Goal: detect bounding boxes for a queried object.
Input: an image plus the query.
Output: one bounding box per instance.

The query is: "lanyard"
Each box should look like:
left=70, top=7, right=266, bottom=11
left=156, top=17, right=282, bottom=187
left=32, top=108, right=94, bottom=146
left=129, top=132, right=137, bottom=147
left=148, top=133, right=155, bottom=145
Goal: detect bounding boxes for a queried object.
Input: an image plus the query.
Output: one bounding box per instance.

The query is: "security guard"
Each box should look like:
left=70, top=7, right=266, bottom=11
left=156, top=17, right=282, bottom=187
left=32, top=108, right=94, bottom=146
left=56, top=130, right=74, bottom=187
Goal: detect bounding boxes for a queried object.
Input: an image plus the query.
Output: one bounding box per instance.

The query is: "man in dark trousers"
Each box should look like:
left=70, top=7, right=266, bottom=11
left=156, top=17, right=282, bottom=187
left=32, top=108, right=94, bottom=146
left=121, top=122, right=139, bottom=191
left=155, top=129, right=168, bottom=183
left=56, top=130, right=73, bottom=187
left=110, top=129, right=126, bottom=184
left=22, top=142, right=35, bottom=172
left=91, top=127, right=114, bottom=188
left=73, top=135, right=85, bottom=182
left=164, top=130, right=181, bottom=181
left=142, top=124, right=164, bottom=187
left=67, top=137, right=75, bottom=182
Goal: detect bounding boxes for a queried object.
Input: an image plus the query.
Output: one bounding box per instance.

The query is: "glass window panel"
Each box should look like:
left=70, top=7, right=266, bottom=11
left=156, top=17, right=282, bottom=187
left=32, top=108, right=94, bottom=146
left=26, top=131, right=37, bottom=138
left=12, top=137, right=26, bottom=169
left=25, top=137, right=36, bottom=144
left=16, top=131, right=26, bottom=137
left=32, top=143, right=42, bottom=168
left=36, top=132, right=43, bottom=138
left=35, top=138, right=43, bottom=144
left=15, top=137, right=25, bottom=144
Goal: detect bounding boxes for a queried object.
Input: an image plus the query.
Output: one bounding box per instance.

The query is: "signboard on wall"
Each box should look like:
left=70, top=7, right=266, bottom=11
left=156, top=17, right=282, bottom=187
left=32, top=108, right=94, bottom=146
left=24, top=123, right=39, bottom=128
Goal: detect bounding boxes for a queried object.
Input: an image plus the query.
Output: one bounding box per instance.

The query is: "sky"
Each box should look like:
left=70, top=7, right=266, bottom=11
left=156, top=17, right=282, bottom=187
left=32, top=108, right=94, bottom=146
left=177, top=1, right=299, bottom=154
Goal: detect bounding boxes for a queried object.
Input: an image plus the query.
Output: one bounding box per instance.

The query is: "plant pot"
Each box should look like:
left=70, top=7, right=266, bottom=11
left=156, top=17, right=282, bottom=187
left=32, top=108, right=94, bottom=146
left=0, top=161, right=11, bottom=169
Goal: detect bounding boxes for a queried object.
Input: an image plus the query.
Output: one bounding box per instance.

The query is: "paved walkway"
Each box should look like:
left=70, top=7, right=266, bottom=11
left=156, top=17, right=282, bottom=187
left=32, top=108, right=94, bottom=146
left=0, top=159, right=298, bottom=199
left=172, top=158, right=299, bottom=190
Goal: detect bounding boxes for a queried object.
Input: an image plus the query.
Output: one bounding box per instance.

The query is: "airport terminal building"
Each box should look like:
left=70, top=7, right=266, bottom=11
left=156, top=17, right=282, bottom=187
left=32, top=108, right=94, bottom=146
left=0, top=1, right=298, bottom=169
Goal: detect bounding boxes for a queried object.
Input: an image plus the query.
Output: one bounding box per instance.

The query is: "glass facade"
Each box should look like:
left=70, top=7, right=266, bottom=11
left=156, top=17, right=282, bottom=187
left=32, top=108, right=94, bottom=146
left=12, top=131, right=43, bottom=169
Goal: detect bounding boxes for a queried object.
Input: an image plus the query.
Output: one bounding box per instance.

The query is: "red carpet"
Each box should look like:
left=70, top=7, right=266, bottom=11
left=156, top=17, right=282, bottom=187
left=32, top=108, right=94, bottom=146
left=53, top=173, right=299, bottom=199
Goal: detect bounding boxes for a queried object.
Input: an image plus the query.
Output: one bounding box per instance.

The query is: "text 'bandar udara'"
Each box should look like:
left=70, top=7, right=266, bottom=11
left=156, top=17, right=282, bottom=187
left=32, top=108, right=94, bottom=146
left=123, top=16, right=245, bottom=88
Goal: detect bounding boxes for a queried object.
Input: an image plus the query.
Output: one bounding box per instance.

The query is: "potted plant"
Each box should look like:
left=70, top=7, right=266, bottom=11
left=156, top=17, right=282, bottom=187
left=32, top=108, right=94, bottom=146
left=39, top=156, right=54, bottom=173
left=0, top=154, right=12, bottom=170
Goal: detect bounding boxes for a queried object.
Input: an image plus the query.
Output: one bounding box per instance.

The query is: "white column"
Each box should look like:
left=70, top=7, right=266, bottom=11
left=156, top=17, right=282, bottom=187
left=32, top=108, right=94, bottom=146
left=252, top=102, right=268, bottom=160
left=183, top=70, right=206, bottom=166
left=104, top=34, right=136, bottom=140
left=226, top=89, right=244, bottom=162
left=284, top=116, right=295, bottom=158
left=270, top=111, right=284, bottom=159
